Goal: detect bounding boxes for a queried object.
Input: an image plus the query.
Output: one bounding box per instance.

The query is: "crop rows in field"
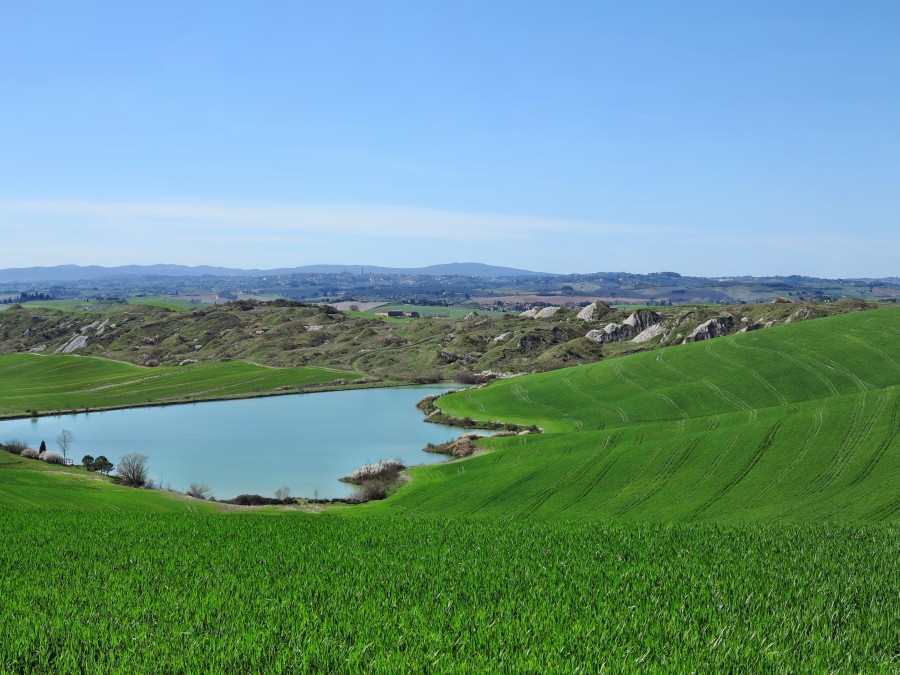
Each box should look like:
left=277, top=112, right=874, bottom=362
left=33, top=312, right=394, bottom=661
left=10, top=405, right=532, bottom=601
left=439, top=308, right=900, bottom=432
left=399, top=308, right=900, bottom=522
left=0, top=353, right=360, bottom=417
left=0, top=510, right=896, bottom=673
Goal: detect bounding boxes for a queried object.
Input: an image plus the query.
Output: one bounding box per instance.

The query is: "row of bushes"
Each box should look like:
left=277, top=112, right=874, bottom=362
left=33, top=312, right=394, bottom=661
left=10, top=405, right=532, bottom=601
left=22, top=448, right=66, bottom=464
left=3, top=440, right=66, bottom=465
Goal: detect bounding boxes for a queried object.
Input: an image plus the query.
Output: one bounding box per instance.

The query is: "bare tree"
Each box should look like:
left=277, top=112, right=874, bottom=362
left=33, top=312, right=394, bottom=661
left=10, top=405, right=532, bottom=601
left=56, top=429, right=74, bottom=461
left=186, top=482, right=213, bottom=500
left=275, top=486, right=291, bottom=501
left=116, top=453, right=149, bottom=486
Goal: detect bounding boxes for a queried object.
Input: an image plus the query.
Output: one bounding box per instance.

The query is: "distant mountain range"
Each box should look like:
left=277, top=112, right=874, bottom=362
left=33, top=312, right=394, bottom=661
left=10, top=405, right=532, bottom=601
left=0, top=262, right=556, bottom=283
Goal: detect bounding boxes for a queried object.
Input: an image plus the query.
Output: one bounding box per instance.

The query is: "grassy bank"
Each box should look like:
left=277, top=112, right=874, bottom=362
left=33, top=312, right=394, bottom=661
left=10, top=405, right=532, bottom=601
left=0, top=353, right=362, bottom=418
left=0, top=452, right=220, bottom=513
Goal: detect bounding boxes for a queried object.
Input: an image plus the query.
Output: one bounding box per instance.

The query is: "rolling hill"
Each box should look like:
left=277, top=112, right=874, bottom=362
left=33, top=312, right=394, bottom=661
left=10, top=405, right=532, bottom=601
left=380, top=306, right=900, bottom=523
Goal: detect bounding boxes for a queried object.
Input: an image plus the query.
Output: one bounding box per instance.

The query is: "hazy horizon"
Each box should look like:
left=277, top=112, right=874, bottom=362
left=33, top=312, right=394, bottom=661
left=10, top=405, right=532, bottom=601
left=2, top=3, right=898, bottom=278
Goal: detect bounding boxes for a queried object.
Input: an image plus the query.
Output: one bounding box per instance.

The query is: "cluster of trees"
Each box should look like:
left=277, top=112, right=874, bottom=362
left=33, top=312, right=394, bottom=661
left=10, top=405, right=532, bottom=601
left=1, top=292, right=56, bottom=304
left=81, top=454, right=114, bottom=474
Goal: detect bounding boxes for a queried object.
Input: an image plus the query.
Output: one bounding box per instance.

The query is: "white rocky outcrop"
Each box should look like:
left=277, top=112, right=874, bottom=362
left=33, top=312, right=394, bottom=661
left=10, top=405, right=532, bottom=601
left=683, top=315, right=734, bottom=342
left=576, top=302, right=612, bottom=321
left=534, top=306, right=561, bottom=319
left=622, top=309, right=661, bottom=332
left=55, top=335, right=89, bottom=354
left=632, top=323, right=665, bottom=343
left=585, top=310, right=661, bottom=344
left=519, top=309, right=538, bottom=318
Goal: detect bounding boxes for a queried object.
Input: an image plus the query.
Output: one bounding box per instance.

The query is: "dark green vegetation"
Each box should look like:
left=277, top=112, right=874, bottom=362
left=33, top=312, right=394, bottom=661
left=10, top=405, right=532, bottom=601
left=0, top=509, right=896, bottom=672
left=1, top=307, right=897, bottom=671
left=0, top=354, right=359, bottom=418
left=389, top=307, right=900, bottom=522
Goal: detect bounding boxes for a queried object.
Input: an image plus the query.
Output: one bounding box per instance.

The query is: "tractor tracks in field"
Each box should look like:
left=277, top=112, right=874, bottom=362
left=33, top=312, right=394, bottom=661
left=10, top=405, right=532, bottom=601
left=561, top=375, right=629, bottom=424
left=730, top=335, right=840, bottom=398
left=849, top=389, right=900, bottom=487
left=806, top=390, right=890, bottom=494
left=611, top=437, right=702, bottom=517
left=664, top=424, right=746, bottom=514
left=611, top=361, right=647, bottom=393
left=467, top=450, right=572, bottom=517
left=712, top=340, right=790, bottom=406
left=688, top=414, right=789, bottom=520
left=515, top=432, right=625, bottom=517
left=742, top=406, right=824, bottom=513
left=865, top=496, right=900, bottom=523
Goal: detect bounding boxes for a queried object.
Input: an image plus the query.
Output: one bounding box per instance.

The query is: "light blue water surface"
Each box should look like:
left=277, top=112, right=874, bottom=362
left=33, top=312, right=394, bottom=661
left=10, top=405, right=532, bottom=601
left=0, top=386, right=471, bottom=499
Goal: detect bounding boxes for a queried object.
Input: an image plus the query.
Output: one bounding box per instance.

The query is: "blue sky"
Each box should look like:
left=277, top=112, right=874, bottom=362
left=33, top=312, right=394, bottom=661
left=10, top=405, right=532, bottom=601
left=1, top=1, right=897, bottom=277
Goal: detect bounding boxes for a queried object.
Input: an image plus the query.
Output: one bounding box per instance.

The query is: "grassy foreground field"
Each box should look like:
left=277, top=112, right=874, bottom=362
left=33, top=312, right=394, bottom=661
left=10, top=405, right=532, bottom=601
left=0, top=354, right=361, bottom=417
left=390, top=307, right=900, bottom=523
left=0, top=507, right=896, bottom=672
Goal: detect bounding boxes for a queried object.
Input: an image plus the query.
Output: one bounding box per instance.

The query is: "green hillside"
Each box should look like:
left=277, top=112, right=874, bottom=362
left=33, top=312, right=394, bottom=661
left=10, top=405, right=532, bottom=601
left=380, top=307, right=900, bottom=522
left=0, top=453, right=219, bottom=513
left=0, top=354, right=360, bottom=417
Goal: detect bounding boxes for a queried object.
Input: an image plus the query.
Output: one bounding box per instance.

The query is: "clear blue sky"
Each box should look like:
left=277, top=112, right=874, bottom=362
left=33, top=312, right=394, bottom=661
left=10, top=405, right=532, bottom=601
left=1, top=1, right=897, bottom=277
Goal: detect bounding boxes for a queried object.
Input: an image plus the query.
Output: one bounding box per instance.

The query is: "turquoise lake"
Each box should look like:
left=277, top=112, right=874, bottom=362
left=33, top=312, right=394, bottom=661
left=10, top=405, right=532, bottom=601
left=0, top=386, right=472, bottom=499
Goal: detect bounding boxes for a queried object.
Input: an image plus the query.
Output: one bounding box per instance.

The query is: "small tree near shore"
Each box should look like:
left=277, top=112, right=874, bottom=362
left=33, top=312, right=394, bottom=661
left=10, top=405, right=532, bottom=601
left=56, top=430, right=74, bottom=461
left=116, top=453, right=149, bottom=486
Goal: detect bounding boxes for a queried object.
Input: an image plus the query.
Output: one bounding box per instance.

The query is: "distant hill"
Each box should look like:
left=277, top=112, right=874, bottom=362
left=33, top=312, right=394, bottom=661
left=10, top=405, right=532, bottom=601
left=0, top=262, right=555, bottom=283
left=292, top=263, right=556, bottom=277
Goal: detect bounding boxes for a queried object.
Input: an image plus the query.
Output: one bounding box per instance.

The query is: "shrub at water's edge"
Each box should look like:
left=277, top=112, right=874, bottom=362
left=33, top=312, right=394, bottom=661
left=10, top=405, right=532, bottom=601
left=417, top=394, right=540, bottom=433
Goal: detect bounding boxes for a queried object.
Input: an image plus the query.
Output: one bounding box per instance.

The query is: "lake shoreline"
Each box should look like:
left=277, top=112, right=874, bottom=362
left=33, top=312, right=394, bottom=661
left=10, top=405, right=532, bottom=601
left=0, top=384, right=475, bottom=500
left=0, top=378, right=467, bottom=421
